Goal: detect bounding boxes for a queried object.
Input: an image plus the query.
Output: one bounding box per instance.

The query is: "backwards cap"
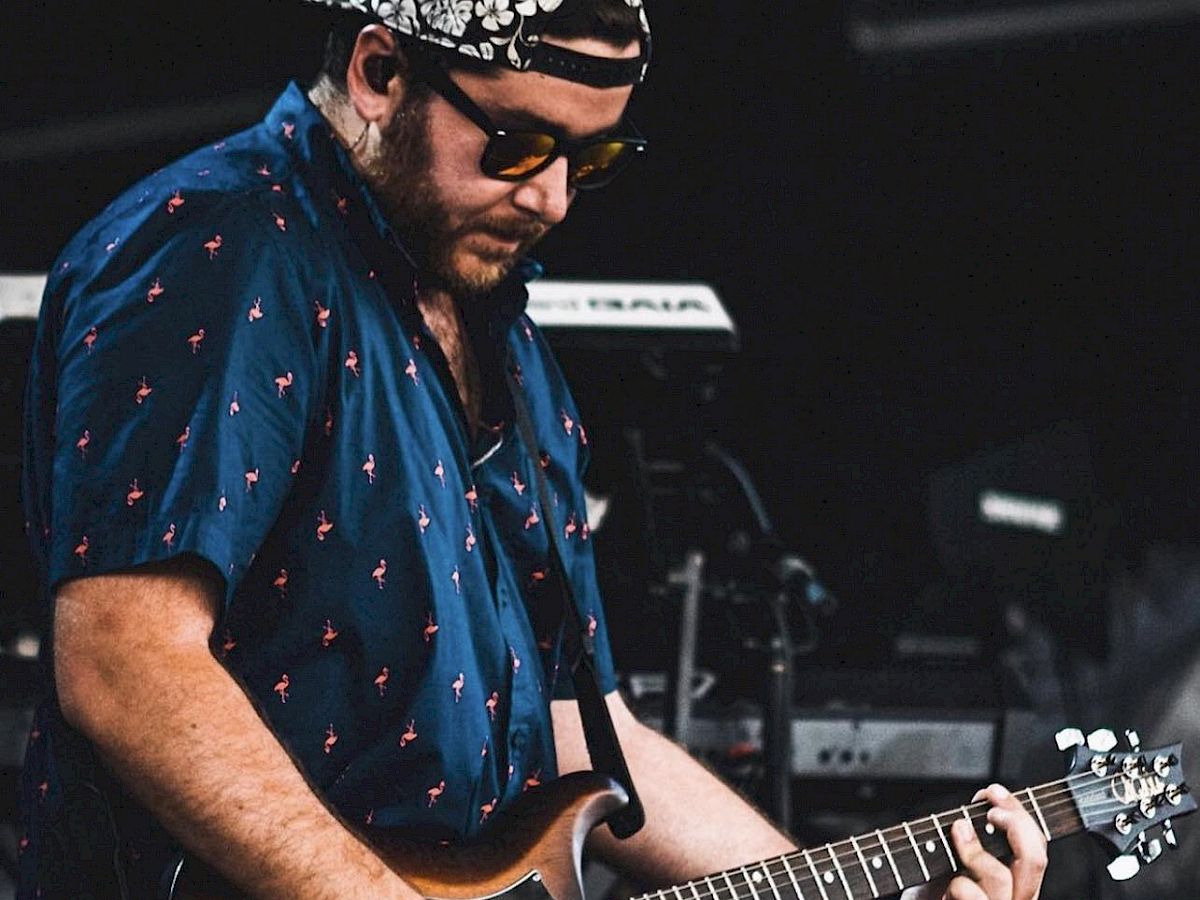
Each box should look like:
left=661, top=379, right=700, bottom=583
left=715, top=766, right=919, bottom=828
left=305, top=0, right=651, bottom=87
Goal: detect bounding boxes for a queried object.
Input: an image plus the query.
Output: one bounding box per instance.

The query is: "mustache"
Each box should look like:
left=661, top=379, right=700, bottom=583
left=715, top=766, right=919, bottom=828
left=469, top=216, right=548, bottom=245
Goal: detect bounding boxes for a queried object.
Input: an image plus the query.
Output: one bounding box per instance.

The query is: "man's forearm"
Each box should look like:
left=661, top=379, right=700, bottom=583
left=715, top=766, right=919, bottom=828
left=553, top=697, right=796, bottom=888
left=61, top=643, right=420, bottom=900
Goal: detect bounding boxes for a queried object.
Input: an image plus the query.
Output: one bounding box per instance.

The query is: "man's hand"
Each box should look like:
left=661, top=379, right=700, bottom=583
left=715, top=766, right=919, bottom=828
left=901, top=784, right=1047, bottom=900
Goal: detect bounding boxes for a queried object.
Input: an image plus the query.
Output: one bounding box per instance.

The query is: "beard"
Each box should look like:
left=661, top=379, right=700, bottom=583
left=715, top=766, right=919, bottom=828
left=363, top=92, right=548, bottom=299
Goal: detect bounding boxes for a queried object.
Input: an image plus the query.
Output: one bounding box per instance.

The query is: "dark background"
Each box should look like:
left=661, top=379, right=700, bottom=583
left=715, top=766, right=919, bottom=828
left=2, top=2, right=1200, bottom=894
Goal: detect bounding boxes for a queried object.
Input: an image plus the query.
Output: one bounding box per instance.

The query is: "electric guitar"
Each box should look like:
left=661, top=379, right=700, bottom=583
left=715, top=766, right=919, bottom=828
left=165, top=728, right=1192, bottom=900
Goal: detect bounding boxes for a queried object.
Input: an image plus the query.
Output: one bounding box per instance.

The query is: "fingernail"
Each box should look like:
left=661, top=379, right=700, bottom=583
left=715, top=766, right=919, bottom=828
left=992, top=784, right=1011, bottom=799
left=954, top=819, right=977, bottom=842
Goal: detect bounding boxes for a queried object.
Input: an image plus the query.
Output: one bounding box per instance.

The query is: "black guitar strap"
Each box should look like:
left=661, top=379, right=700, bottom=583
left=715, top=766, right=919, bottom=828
left=505, top=365, right=645, bottom=839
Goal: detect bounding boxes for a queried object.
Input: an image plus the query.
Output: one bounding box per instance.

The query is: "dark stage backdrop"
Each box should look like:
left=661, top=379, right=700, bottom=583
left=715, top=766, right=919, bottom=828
left=2, top=1, right=1199, bottom=655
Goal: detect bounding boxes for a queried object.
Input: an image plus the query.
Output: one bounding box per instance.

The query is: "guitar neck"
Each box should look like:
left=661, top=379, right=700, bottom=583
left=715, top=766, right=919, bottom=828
left=635, top=778, right=1081, bottom=900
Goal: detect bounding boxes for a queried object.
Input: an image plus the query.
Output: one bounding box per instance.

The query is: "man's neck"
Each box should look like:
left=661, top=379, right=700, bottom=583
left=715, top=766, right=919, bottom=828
left=417, top=288, right=483, bottom=435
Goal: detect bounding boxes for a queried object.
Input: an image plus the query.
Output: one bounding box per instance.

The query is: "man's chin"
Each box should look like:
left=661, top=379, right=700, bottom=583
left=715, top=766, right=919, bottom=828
left=437, top=244, right=525, bottom=298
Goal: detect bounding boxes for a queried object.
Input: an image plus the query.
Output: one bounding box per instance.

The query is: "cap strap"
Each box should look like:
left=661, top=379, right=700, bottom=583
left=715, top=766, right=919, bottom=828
left=526, top=43, right=649, bottom=88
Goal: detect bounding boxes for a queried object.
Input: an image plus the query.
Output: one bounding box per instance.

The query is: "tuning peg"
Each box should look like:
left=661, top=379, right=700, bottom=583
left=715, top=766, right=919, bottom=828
left=1137, top=836, right=1163, bottom=865
left=1163, top=820, right=1178, bottom=849
left=1126, top=729, right=1142, bottom=751
left=1056, top=728, right=1086, bottom=751
left=1087, top=728, right=1118, bottom=752
left=1107, top=854, right=1141, bottom=881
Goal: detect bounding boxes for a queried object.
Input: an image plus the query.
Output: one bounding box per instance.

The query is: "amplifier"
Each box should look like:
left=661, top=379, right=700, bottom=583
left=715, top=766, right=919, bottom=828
left=642, top=706, right=1037, bottom=783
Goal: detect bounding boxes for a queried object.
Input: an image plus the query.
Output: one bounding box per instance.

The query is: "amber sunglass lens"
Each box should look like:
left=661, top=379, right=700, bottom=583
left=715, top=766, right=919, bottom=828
left=569, top=141, right=632, bottom=188
left=485, top=133, right=557, bottom=178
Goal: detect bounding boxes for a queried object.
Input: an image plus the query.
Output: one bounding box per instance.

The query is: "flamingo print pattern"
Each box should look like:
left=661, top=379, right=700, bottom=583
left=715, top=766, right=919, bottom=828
left=23, top=88, right=618, bottom=890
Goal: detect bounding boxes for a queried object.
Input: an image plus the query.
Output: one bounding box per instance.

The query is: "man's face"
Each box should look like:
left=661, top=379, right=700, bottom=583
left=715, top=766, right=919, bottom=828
left=365, top=36, right=639, bottom=298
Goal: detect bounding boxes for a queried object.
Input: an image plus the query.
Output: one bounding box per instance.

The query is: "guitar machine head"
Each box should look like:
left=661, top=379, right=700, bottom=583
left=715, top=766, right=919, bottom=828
left=1055, top=727, right=1194, bottom=882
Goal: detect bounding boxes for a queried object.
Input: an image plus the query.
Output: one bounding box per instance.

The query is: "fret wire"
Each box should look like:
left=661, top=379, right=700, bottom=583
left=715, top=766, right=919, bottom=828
left=824, top=844, right=853, bottom=899
left=688, top=880, right=705, bottom=900
left=756, top=860, right=785, bottom=900
left=876, top=828, right=903, bottom=891
left=671, top=885, right=687, bottom=900
left=801, top=849, right=831, bottom=900
left=1025, top=787, right=1052, bottom=842
left=848, top=835, right=878, bottom=897
left=704, top=874, right=722, bottom=900
left=902, top=821, right=931, bottom=882
left=930, top=813, right=958, bottom=873
left=737, top=866, right=759, bottom=900
left=779, top=851, right=806, bottom=900
left=722, top=869, right=742, bottom=900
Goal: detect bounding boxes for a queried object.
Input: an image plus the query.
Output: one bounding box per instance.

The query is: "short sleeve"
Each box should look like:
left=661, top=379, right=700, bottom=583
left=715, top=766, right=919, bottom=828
left=43, top=195, right=325, bottom=603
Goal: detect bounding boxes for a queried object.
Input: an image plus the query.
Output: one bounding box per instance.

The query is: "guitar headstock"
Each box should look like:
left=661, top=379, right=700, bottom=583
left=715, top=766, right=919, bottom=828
left=1057, top=728, right=1194, bottom=881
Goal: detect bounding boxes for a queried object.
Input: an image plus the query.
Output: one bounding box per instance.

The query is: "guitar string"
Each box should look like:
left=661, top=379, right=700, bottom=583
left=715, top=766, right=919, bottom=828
left=634, top=772, right=1186, bottom=900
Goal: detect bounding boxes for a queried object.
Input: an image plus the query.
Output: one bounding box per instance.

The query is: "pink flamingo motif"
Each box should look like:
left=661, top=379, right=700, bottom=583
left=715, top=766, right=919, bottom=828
left=162, top=523, right=176, bottom=550
left=228, top=391, right=240, bottom=416
left=511, top=363, right=524, bottom=387
left=465, top=485, right=479, bottom=512
left=561, top=409, right=574, bottom=435
left=511, top=472, right=526, bottom=495
left=218, top=491, right=228, bottom=512
left=282, top=121, right=296, bottom=140
left=564, top=513, right=577, bottom=540
left=203, top=234, right=222, bottom=259
left=248, top=297, right=263, bottom=322
left=322, top=619, right=339, bottom=648
left=524, top=770, right=542, bottom=792
left=426, top=781, right=445, bottom=807
left=587, top=613, right=598, bottom=639
left=480, top=797, right=498, bottom=823
left=17, top=835, right=29, bottom=856
left=244, top=468, right=259, bottom=492
left=257, top=164, right=271, bottom=177
left=272, top=212, right=287, bottom=232
left=134, top=377, right=153, bottom=405
left=323, top=407, right=334, bottom=436
left=434, top=460, right=446, bottom=487
left=146, top=278, right=165, bottom=303
left=221, top=631, right=236, bottom=656
left=451, top=672, right=465, bottom=702
left=274, top=674, right=290, bottom=703
left=75, top=430, right=90, bottom=458
left=524, top=506, right=540, bottom=530
left=539, top=451, right=551, bottom=470
left=374, top=667, right=389, bottom=697
left=365, top=809, right=374, bottom=826
left=411, top=331, right=422, bottom=350
left=105, top=237, right=120, bottom=253
left=166, top=190, right=185, bottom=214
left=371, top=558, right=387, bottom=589
left=314, top=300, right=330, bottom=329
left=272, top=569, right=288, bottom=598
left=187, top=328, right=205, bottom=354
left=323, top=724, right=338, bottom=754
left=523, top=321, right=534, bottom=342
left=465, top=526, right=476, bottom=553
left=362, top=453, right=376, bottom=484
left=316, top=510, right=334, bottom=542
left=423, top=613, right=439, bottom=643
left=417, top=505, right=431, bottom=534
left=126, top=479, right=144, bottom=507
left=405, top=358, right=419, bottom=384
left=531, top=568, right=547, bottom=584
left=274, top=371, right=294, bottom=399
left=579, top=424, right=589, bottom=446
left=290, top=459, right=302, bottom=476
left=344, top=349, right=360, bottom=377
left=485, top=691, right=499, bottom=721
left=481, top=740, right=489, bottom=758
left=399, top=720, right=418, bottom=747
left=83, top=326, right=98, bottom=353
left=581, top=522, right=591, bottom=541
left=335, top=195, right=349, bottom=216
left=511, top=647, right=521, bottom=675
left=451, top=567, right=461, bottom=594
left=73, top=536, right=89, bottom=565
left=176, top=426, right=190, bottom=453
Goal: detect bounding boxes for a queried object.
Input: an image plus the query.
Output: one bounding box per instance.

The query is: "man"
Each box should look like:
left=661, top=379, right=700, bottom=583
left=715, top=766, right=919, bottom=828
left=18, top=2, right=1047, bottom=898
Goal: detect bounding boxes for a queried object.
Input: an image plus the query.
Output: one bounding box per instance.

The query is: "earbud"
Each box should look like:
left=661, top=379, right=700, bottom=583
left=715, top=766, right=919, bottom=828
left=365, top=56, right=396, bottom=94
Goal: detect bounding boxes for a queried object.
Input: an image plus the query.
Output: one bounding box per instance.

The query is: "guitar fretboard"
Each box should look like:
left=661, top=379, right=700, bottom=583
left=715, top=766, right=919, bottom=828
left=634, top=779, right=1081, bottom=900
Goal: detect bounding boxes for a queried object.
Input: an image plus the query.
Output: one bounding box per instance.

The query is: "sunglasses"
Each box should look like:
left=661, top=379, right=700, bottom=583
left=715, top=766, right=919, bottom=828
left=411, top=55, right=647, bottom=191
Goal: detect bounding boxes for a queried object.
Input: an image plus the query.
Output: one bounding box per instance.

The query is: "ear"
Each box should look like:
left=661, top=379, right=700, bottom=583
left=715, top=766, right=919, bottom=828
left=345, top=24, right=408, bottom=125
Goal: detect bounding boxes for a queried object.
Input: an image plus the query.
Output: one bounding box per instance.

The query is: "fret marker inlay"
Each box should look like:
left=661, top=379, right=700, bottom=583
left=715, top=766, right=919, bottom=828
left=823, top=872, right=834, bottom=885
left=925, top=841, right=936, bottom=853
left=985, top=823, right=996, bottom=835
left=872, top=857, right=882, bottom=869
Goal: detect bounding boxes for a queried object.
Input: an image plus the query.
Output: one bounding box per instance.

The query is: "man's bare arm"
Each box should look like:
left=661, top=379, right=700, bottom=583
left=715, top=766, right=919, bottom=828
left=53, top=554, right=422, bottom=900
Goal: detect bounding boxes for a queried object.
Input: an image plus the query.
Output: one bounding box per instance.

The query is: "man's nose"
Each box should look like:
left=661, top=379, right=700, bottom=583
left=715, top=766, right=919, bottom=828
left=512, top=156, right=573, bottom=225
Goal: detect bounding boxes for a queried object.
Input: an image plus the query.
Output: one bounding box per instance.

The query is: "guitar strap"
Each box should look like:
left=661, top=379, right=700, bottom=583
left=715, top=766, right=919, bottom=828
left=505, top=363, right=646, bottom=839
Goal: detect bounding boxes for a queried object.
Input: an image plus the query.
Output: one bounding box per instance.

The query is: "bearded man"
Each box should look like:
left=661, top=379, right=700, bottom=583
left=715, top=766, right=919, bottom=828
left=18, top=2, right=1047, bottom=898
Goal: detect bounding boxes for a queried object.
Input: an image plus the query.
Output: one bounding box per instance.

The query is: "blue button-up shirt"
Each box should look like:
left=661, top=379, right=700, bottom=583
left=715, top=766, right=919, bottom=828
left=19, top=82, right=616, bottom=896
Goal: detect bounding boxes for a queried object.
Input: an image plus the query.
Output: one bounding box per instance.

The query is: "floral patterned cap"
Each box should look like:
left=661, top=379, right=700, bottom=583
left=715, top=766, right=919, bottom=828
left=305, top=0, right=651, bottom=87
